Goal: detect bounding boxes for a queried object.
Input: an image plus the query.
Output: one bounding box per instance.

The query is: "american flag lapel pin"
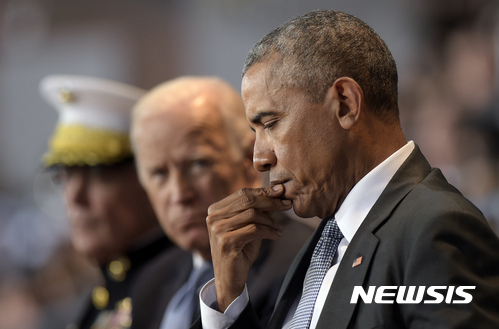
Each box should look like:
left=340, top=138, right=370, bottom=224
left=352, top=256, right=363, bottom=268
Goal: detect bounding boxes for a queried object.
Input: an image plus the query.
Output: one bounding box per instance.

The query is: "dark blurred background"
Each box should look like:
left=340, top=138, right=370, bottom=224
left=0, top=0, right=498, bottom=328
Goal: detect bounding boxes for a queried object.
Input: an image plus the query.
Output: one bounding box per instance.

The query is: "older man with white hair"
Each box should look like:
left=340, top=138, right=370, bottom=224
left=130, top=76, right=313, bottom=329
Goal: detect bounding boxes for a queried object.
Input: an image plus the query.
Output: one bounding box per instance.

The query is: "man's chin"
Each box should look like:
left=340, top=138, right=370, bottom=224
left=176, top=231, right=209, bottom=253
left=290, top=200, right=316, bottom=219
left=76, top=244, right=116, bottom=264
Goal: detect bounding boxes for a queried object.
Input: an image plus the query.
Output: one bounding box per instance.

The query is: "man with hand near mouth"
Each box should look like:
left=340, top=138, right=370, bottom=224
left=198, top=10, right=499, bottom=329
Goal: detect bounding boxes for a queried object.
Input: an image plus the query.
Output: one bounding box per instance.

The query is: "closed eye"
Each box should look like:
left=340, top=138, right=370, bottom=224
left=191, top=158, right=213, bottom=169
left=263, top=120, right=278, bottom=130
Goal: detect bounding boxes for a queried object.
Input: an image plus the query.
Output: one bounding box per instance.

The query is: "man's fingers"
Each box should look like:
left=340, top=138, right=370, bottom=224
left=211, top=221, right=283, bottom=254
left=237, top=222, right=283, bottom=241
left=208, top=208, right=283, bottom=236
left=210, top=184, right=285, bottom=210
left=207, top=186, right=289, bottom=313
left=208, top=184, right=291, bottom=218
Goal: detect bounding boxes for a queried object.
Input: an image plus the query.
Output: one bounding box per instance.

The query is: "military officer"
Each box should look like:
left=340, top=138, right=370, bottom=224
left=40, top=75, right=173, bottom=329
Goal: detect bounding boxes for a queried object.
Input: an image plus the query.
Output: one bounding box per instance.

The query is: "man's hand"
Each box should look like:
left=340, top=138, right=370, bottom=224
left=206, top=184, right=292, bottom=312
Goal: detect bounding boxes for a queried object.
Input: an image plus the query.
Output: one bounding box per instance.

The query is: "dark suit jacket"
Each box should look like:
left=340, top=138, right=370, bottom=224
left=130, top=214, right=314, bottom=329
left=219, top=145, right=499, bottom=329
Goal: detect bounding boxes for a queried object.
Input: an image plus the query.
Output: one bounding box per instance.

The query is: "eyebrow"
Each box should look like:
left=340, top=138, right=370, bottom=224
left=250, top=111, right=278, bottom=125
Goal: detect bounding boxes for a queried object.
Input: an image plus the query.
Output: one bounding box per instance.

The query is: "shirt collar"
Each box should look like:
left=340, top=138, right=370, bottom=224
left=193, top=252, right=210, bottom=270
left=335, top=141, right=415, bottom=242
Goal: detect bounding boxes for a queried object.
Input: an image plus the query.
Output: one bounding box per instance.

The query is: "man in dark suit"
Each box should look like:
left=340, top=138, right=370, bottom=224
left=130, top=76, right=313, bottom=329
left=199, top=10, right=499, bottom=329
left=40, top=75, right=172, bottom=329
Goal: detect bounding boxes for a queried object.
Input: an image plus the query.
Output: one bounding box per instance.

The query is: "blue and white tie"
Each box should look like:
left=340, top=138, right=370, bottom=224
left=288, top=217, right=343, bottom=329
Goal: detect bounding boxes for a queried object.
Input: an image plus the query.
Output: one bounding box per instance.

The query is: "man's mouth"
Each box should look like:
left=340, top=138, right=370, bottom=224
left=269, top=178, right=289, bottom=187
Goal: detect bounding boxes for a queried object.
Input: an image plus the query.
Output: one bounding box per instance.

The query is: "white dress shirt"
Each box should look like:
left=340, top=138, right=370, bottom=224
left=200, top=141, right=415, bottom=329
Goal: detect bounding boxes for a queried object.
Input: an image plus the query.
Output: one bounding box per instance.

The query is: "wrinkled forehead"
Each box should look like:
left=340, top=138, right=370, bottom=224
left=179, top=98, right=227, bottom=139
left=242, top=61, right=303, bottom=122
left=242, top=63, right=276, bottom=108
left=142, top=100, right=230, bottom=153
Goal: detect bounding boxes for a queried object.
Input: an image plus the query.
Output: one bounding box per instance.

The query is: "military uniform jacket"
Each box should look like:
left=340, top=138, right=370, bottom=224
left=74, top=234, right=173, bottom=329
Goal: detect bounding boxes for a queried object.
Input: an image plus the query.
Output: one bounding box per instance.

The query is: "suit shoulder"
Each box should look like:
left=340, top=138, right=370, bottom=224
left=396, top=168, right=485, bottom=226
left=379, top=167, right=499, bottom=260
left=132, top=246, right=191, bottom=288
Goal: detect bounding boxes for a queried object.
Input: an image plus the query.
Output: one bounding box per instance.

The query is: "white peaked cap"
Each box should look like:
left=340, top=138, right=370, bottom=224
left=40, top=75, right=146, bottom=167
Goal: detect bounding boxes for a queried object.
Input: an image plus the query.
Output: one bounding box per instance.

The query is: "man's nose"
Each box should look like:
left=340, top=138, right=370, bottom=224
left=64, top=172, right=89, bottom=207
left=253, top=138, right=276, bottom=172
left=168, top=171, right=195, bottom=204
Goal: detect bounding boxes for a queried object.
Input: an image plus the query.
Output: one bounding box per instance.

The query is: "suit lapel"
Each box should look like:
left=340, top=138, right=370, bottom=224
left=151, top=251, right=193, bottom=329
left=316, top=145, right=432, bottom=329
left=315, top=231, right=379, bottom=329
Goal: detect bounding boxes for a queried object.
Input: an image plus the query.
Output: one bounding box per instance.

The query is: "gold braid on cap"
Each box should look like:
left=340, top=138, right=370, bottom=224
left=43, top=124, right=133, bottom=167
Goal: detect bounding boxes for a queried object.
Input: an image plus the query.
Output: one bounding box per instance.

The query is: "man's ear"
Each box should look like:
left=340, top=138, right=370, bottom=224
left=326, top=77, right=364, bottom=130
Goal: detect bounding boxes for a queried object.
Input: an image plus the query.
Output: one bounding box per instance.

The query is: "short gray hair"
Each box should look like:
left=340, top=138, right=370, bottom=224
left=243, top=10, right=399, bottom=122
left=132, top=76, right=253, bottom=162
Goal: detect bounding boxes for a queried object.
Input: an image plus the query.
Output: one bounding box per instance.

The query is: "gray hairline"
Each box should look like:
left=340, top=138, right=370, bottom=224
left=130, top=79, right=253, bottom=164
